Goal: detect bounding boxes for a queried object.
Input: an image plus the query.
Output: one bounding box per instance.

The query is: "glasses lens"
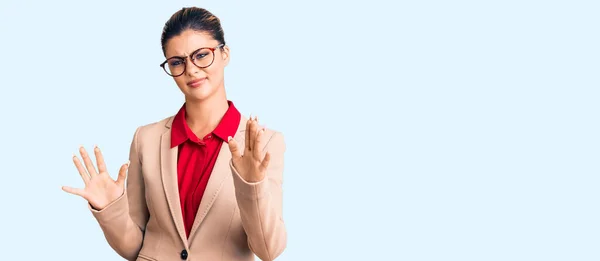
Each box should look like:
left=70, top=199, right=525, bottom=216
left=191, top=49, right=215, bottom=68
left=165, top=58, right=185, bottom=76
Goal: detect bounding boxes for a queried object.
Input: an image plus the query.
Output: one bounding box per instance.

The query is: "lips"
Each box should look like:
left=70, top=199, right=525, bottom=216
left=187, top=77, right=207, bottom=88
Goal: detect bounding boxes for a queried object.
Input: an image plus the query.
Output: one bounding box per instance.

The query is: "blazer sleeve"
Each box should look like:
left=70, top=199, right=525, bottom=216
left=89, top=127, right=148, bottom=261
left=229, top=131, right=287, bottom=261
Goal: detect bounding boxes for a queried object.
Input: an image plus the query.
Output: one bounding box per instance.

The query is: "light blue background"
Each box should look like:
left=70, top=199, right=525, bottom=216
left=0, top=0, right=598, bottom=260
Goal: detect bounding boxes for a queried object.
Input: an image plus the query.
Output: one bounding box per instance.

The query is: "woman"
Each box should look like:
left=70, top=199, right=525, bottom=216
left=62, top=7, right=287, bottom=261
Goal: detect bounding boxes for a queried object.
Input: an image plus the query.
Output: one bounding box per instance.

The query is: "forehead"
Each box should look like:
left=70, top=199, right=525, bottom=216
left=164, top=30, right=217, bottom=57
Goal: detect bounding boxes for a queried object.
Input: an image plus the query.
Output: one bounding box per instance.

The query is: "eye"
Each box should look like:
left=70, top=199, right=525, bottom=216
left=168, top=59, right=184, bottom=66
left=195, top=51, right=210, bottom=60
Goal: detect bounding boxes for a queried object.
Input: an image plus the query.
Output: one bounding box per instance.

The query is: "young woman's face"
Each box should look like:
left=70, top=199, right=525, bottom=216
left=163, top=29, right=230, bottom=102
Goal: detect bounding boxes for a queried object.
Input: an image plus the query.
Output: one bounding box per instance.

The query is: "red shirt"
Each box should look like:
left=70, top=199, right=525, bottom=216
left=170, top=100, right=241, bottom=238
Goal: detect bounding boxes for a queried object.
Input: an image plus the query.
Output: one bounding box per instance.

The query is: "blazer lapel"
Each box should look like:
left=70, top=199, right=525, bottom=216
left=188, top=116, right=247, bottom=240
left=160, top=118, right=189, bottom=248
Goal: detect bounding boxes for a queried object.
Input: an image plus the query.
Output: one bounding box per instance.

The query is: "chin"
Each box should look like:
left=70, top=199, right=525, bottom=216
left=185, top=85, right=217, bottom=101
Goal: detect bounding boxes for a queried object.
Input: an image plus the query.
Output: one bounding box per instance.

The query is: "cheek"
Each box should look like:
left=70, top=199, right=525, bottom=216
left=206, top=62, right=224, bottom=80
left=174, top=77, right=188, bottom=90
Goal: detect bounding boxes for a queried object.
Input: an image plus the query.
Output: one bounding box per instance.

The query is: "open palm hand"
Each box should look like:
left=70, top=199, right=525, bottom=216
left=62, top=146, right=129, bottom=210
left=227, top=117, right=270, bottom=183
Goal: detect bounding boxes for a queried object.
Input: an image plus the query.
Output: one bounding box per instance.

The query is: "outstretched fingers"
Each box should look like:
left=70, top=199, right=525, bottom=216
left=94, top=145, right=107, bottom=174
left=259, top=151, right=271, bottom=173
left=72, top=154, right=90, bottom=184
left=248, top=116, right=260, bottom=152
left=228, top=137, right=242, bottom=160
left=61, top=186, right=86, bottom=198
left=245, top=116, right=253, bottom=152
left=253, top=127, right=265, bottom=160
left=79, top=146, right=98, bottom=177
left=115, top=161, right=130, bottom=187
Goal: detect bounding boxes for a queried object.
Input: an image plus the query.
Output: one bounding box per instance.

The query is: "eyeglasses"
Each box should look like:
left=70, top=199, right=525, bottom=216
left=160, top=44, right=224, bottom=77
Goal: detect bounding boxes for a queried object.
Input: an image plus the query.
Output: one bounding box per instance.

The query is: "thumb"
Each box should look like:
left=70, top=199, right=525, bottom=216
left=116, top=161, right=129, bottom=186
left=259, top=152, right=271, bottom=173
left=228, top=137, right=242, bottom=159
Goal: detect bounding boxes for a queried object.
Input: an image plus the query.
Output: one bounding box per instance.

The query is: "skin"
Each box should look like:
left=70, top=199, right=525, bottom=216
left=62, top=29, right=270, bottom=210
left=166, top=30, right=231, bottom=138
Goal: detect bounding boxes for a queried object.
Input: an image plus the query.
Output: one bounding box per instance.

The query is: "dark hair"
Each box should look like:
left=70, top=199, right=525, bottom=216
left=160, top=7, right=226, bottom=56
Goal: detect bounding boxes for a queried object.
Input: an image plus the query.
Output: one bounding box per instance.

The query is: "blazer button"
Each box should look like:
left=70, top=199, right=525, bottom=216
left=180, top=249, right=188, bottom=260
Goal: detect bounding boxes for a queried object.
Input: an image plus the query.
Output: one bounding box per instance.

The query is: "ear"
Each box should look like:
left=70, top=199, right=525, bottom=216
left=221, top=45, right=230, bottom=67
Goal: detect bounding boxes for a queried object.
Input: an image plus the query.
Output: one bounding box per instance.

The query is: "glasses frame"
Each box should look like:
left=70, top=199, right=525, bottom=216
left=160, top=44, right=225, bottom=77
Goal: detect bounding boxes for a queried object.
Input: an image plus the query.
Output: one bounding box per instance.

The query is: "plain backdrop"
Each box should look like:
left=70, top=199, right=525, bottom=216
left=0, top=0, right=598, bottom=260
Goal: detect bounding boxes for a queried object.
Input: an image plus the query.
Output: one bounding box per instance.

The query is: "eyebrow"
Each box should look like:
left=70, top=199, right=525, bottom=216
left=166, top=54, right=186, bottom=60
left=166, top=45, right=220, bottom=60
left=166, top=47, right=205, bottom=60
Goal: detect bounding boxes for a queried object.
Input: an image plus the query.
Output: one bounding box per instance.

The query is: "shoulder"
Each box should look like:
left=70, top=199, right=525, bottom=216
left=238, top=116, right=285, bottom=151
left=132, top=115, right=174, bottom=142
left=265, top=128, right=284, bottom=143
left=263, top=127, right=286, bottom=152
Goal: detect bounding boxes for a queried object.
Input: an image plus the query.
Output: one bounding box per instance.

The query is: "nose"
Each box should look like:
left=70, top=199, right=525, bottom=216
left=185, top=56, right=200, bottom=76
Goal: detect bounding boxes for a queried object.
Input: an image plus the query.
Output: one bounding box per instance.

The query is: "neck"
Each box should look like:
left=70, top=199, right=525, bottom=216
left=184, top=93, right=229, bottom=138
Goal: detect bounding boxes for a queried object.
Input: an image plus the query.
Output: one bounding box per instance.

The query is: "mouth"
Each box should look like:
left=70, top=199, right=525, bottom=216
left=187, top=77, right=207, bottom=88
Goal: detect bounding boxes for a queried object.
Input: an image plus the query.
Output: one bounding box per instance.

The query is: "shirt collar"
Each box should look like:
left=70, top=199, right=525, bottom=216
left=171, top=100, right=241, bottom=148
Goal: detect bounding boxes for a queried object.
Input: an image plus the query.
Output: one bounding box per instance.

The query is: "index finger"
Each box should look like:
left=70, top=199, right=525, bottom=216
left=245, top=116, right=253, bottom=152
